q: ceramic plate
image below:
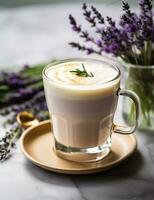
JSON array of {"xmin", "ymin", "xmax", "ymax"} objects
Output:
[{"xmin": 20, "ymin": 120, "xmax": 137, "ymax": 174}]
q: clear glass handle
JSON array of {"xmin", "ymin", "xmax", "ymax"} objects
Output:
[{"xmin": 113, "ymin": 88, "xmax": 140, "ymax": 134}]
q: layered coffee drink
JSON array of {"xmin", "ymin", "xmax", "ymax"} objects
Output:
[{"xmin": 43, "ymin": 58, "xmax": 120, "ymax": 162}]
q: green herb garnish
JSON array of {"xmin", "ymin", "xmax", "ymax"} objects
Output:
[{"xmin": 70, "ymin": 64, "xmax": 94, "ymax": 77}]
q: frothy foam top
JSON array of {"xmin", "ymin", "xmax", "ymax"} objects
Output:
[{"xmin": 45, "ymin": 61, "xmax": 118, "ymax": 89}]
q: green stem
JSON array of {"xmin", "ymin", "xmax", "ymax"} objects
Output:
[
  {"xmin": 131, "ymin": 47, "xmax": 138, "ymax": 65},
  {"xmin": 143, "ymin": 42, "xmax": 148, "ymax": 65},
  {"xmin": 147, "ymin": 41, "xmax": 152, "ymax": 65}
]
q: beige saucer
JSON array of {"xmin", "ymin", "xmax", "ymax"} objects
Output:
[{"xmin": 20, "ymin": 120, "xmax": 137, "ymax": 174}]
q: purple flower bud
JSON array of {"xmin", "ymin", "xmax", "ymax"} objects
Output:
[
  {"xmin": 96, "ymin": 40, "xmax": 103, "ymax": 47},
  {"xmin": 86, "ymin": 48, "xmax": 94, "ymax": 54},
  {"xmin": 104, "ymin": 43, "xmax": 119, "ymax": 54},
  {"xmin": 124, "ymin": 24, "xmax": 137, "ymax": 33}
]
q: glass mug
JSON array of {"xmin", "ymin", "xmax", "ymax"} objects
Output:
[{"xmin": 42, "ymin": 58, "xmax": 140, "ymax": 162}]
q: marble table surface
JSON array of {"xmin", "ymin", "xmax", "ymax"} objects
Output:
[{"xmin": 0, "ymin": 2, "xmax": 154, "ymax": 200}]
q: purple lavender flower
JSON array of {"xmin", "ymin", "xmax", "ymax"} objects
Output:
[
  {"xmin": 139, "ymin": 0, "xmax": 153, "ymax": 41},
  {"xmin": 104, "ymin": 43, "xmax": 119, "ymax": 55},
  {"xmin": 82, "ymin": 3, "xmax": 96, "ymax": 27},
  {"xmin": 69, "ymin": 15, "xmax": 81, "ymax": 32},
  {"xmin": 0, "ymin": 70, "xmax": 40, "ymax": 89},
  {"xmin": 4, "ymin": 73, "xmax": 23, "ymax": 88},
  {"xmin": 69, "ymin": 14, "xmax": 97, "ymax": 45},
  {"xmin": 69, "ymin": 1, "xmax": 154, "ymax": 65},
  {"xmin": 91, "ymin": 6, "xmax": 104, "ymax": 24}
]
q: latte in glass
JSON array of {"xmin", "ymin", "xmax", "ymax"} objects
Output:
[{"xmin": 43, "ymin": 58, "xmax": 139, "ymax": 162}]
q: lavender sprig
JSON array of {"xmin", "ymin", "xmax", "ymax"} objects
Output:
[
  {"xmin": 82, "ymin": 3, "xmax": 96, "ymax": 27},
  {"xmin": 69, "ymin": 14, "xmax": 101, "ymax": 55},
  {"xmin": 69, "ymin": 14, "xmax": 95, "ymax": 42},
  {"xmin": 0, "ymin": 125, "xmax": 22, "ymax": 161},
  {"xmin": 91, "ymin": 6, "xmax": 104, "ymax": 24}
]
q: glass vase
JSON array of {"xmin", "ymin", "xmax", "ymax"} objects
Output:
[{"xmin": 121, "ymin": 59, "xmax": 154, "ymax": 131}]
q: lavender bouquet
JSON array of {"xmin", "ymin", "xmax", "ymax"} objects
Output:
[
  {"xmin": 69, "ymin": 0, "xmax": 154, "ymax": 129},
  {"xmin": 0, "ymin": 63, "xmax": 49, "ymax": 161}
]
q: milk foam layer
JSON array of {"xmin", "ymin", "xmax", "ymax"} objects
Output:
[{"xmin": 46, "ymin": 62, "xmax": 118, "ymax": 88}]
